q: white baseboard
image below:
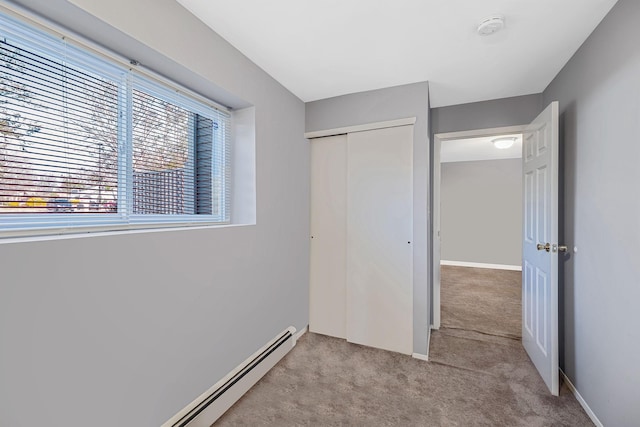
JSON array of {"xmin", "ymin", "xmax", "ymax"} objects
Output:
[
  {"xmin": 440, "ymin": 260, "xmax": 522, "ymax": 271},
  {"xmin": 293, "ymin": 325, "xmax": 308, "ymax": 344},
  {"xmin": 412, "ymin": 352, "xmax": 429, "ymax": 361},
  {"xmin": 560, "ymin": 370, "xmax": 603, "ymax": 427}
]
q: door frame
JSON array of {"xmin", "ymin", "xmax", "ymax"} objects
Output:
[{"xmin": 431, "ymin": 125, "xmax": 527, "ymax": 329}]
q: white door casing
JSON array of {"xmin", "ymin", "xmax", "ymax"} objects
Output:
[
  {"xmin": 346, "ymin": 125, "xmax": 414, "ymax": 355},
  {"xmin": 309, "ymin": 135, "xmax": 347, "ymax": 339},
  {"xmin": 432, "ymin": 136, "xmax": 442, "ymax": 330},
  {"xmin": 522, "ymin": 101, "xmax": 560, "ymax": 396}
]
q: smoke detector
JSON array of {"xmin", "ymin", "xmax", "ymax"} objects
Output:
[{"xmin": 477, "ymin": 15, "xmax": 505, "ymax": 36}]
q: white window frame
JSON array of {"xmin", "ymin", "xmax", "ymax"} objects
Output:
[{"xmin": 0, "ymin": 11, "xmax": 231, "ymax": 239}]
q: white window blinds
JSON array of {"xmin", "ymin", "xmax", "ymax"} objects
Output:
[{"xmin": 0, "ymin": 12, "xmax": 231, "ymax": 234}]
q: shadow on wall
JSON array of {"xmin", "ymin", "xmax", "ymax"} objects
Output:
[{"xmin": 558, "ymin": 100, "xmax": 577, "ymax": 376}]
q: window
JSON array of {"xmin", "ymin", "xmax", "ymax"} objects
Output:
[{"xmin": 0, "ymin": 13, "xmax": 230, "ymax": 235}]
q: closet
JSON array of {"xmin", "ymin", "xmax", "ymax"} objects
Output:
[{"xmin": 309, "ymin": 124, "xmax": 414, "ymax": 355}]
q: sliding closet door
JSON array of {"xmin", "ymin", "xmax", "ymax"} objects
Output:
[
  {"xmin": 346, "ymin": 125, "xmax": 414, "ymax": 355},
  {"xmin": 309, "ymin": 135, "xmax": 347, "ymax": 339}
]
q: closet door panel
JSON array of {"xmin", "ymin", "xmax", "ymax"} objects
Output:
[
  {"xmin": 346, "ymin": 125, "xmax": 414, "ymax": 355},
  {"xmin": 309, "ymin": 135, "xmax": 347, "ymax": 338}
]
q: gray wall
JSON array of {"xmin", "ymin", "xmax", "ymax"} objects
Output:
[
  {"xmin": 306, "ymin": 82, "xmax": 431, "ymax": 356},
  {"xmin": 543, "ymin": 0, "xmax": 640, "ymax": 425},
  {"xmin": 441, "ymin": 159, "xmax": 522, "ymax": 266},
  {"xmin": 431, "ymin": 93, "xmax": 543, "ymax": 135},
  {"xmin": 0, "ymin": 1, "xmax": 309, "ymax": 426}
]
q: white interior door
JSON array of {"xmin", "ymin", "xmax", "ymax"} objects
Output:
[
  {"xmin": 522, "ymin": 101, "xmax": 560, "ymax": 395},
  {"xmin": 309, "ymin": 135, "xmax": 347, "ymax": 339},
  {"xmin": 346, "ymin": 125, "xmax": 414, "ymax": 355}
]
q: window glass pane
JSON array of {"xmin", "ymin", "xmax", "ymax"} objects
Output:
[
  {"xmin": 211, "ymin": 116, "xmax": 228, "ymax": 221},
  {"xmin": 0, "ymin": 11, "xmax": 231, "ymax": 234},
  {"xmin": 195, "ymin": 114, "xmax": 212, "ymax": 215},
  {"xmin": 0, "ymin": 37, "xmax": 119, "ymax": 214},
  {"xmin": 132, "ymin": 88, "xmax": 194, "ymax": 215}
]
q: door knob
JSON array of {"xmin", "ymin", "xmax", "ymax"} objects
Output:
[
  {"xmin": 537, "ymin": 243, "xmax": 568, "ymax": 253},
  {"xmin": 537, "ymin": 243, "xmax": 551, "ymax": 252}
]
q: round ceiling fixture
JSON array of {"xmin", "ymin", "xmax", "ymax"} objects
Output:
[
  {"xmin": 477, "ymin": 15, "xmax": 505, "ymax": 36},
  {"xmin": 492, "ymin": 137, "xmax": 516, "ymax": 149}
]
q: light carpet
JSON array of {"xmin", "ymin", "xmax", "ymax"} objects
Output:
[{"xmin": 215, "ymin": 266, "xmax": 592, "ymax": 426}]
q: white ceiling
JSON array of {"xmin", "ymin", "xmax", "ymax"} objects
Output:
[
  {"xmin": 177, "ymin": 0, "xmax": 618, "ymax": 107},
  {"xmin": 441, "ymin": 134, "xmax": 522, "ymax": 163}
]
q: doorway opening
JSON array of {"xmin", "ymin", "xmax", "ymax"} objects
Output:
[
  {"xmin": 432, "ymin": 125, "xmax": 526, "ymax": 331},
  {"xmin": 427, "ymin": 125, "xmax": 529, "ymax": 404},
  {"xmin": 435, "ymin": 129, "xmax": 523, "ymax": 342}
]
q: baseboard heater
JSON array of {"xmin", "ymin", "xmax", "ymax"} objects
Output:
[{"xmin": 162, "ymin": 326, "xmax": 297, "ymax": 427}]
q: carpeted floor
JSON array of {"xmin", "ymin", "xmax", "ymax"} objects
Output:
[
  {"xmin": 215, "ymin": 266, "xmax": 593, "ymax": 426},
  {"xmin": 439, "ymin": 265, "xmax": 521, "ymax": 339}
]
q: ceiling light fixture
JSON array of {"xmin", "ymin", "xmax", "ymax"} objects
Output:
[
  {"xmin": 477, "ymin": 15, "xmax": 505, "ymax": 36},
  {"xmin": 492, "ymin": 137, "xmax": 516, "ymax": 149}
]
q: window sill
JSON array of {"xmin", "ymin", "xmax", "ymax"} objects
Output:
[{"xmin": 0, "ymin": 221, "xmax": 254, "ymax": 245}]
